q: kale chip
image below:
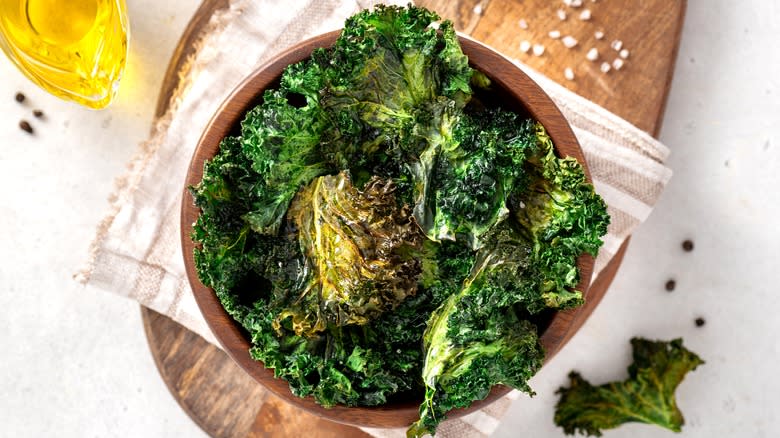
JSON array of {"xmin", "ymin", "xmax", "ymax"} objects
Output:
[{"xmin": 554, "ymin": 338, "xmax": 705, "ymax": 436}]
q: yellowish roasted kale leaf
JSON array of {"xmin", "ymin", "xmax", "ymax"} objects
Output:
[{"xmin": 274, "ymin": 172, "xmax": 424, "ymax": 337}]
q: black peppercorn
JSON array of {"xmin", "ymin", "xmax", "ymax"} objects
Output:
[{"xmin": 19, "ymin": 120, "xmax": 33, "ymax": 134}]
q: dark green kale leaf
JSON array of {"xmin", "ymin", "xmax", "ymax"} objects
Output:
[
  {"xmin": 511, "ymin": 123, "xmax": 610, "ymax": 310},
  {"xmin": 407, "ymin": 288, "xmax": 544, "ymax": 438},
  {"xmin": 411, "ymin": 108, "xmax": 536, "ymax": 250},
  {"xmin": 407, "ymin": 223, "xmax": 547, "ymax": 437},
  {"xmin": 554, "ymin": 338, "xmax": 705, "ymax": 436},
  {"xmin": 411, "ymin": 120, "xmax": 609, "ymax": 320},
  {"xmin": 238, "ymin": 64, "xmax": 333, "ymax": 235},
  {"xmin": 242, "ymin": 299, "xmax": 369, "ymax": 407},
  {"xmin": 318, "ymin": 5, "xmax": 473, "ymax": 180},
  {"xmin": 191, "ymin": 136, "xmax": 258, "ymax": 236},
  {"xmin": 244, "ymin": 276, "xmax": 447, "ymax": 408},
  {"xmin": 442, "ymin": 222, "xmax": 536, "ymax": 330},
  {"xmin": 191, "ymin": 134, "xmax": 269, "ymax": 296},
  {"xmin": 418, "ymin": 239, "xmax": 476, "ymax": 305},
  {"xmin": 407, "ymin": 120, "xmax": 611, "ymax": 434}
]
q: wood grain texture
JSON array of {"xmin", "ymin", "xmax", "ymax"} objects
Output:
[
  {"xmin": 249, "ymin": 396, "xmax": 371, "ymax": 438},
  {"xmin": 155, "ymin": 0, "xmax": 229, "ymax": 119},
  {"xmin": 142, "ymin": 308, "xmax": 267, "ymax": 437},
  {"xmin": 143, "ymin": 0, "xmax": 685, "ymax": 436},
  {"xmin": 419, "ymin": 0, "xmax": 687, "ymax": 136}
]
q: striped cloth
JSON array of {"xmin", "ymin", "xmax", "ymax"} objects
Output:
[{"xmin": 77, "ymin": 0, "xmax": 671, "ymax": 436}]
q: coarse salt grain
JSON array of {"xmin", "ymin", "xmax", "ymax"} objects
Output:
[
  {"xmin": 586, "ymin": 47, "xmax": 599, "ymax": 61},
  {"xmin": 612, "ymin": 58, "xmax": 625, "ymax": 70},
  {"xmin": 564, "ymin": 67, "xmax": 575, "ymax": 80},
  {"xmin": 557, "ymin": 9, "xmax": 567, "ymax": 20},
  {"xmin": 579, "ymin": 9, "xmax": 591, "ymax": 20},
  {"xmin": 571, "ymin": 0, "xmax": 583, "ymax": 7},
  {"xmin": 594, "ymin": 30, "xmax": 604, "ymax": 39},
  {"xmin": 563, "ymin": 0, "xmax": 572, "ymax": 5},
  {"xmin": 519, "ymin": 40, "xmax": 532, "ymax": 53},
  {"xmin": 532, "ymin": 43, "xmax": 545, "ymax": 56},
  {"xmin": 549, "ymin": 30, "xmax": 561, "ymax": 39},
  {"xmin": 620, "ymin": 49, "xmax": 630, "ymax": 59},
  {"xmin": 600, "ymin": 62, "xmax": 611, "ymax": 73},
  {"xmin": 562, "ymin": 35, "xmax": 578, "ymax": 48},
  {"xmin": 518, "ymin": 19, "xmax": 529, "ymax": 29},
  {"xmin": 611, "ymin": 39, "xmax": 623, "ymax": 51},
  {"xmin": 473, "ymin": 4, "xmax": 483, "ymax": 15}
]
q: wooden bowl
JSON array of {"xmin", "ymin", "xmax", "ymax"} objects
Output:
[{"xmin": 181, "ymin": 31, "xmax": 594, "ymax": 429}]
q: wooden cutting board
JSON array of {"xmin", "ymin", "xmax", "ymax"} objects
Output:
[{"xmin": 142, "ymin": 1, "xmax": 686, "ymax": 436}]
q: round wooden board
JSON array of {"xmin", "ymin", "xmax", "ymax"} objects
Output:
[{"xmin": 142, "ymin": 1, "xmax": 686, "ymax": 436}]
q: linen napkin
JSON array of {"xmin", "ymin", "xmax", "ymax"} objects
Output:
[{"xmin": 77, "ymin": 0, "xmax": 672, "ymax": 436}]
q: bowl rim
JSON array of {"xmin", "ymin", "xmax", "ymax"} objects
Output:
[{"xmin": 180, "ymin": 30, "xmax": 594, "ymax": 428}]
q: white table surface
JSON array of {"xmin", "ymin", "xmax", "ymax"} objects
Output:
[{"xmin": 1, "ymin": 1, "xmax": 777, "ymax": 437}]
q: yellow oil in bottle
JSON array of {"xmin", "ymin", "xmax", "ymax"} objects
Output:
[{"xmin": 0, "ymin": 0, "xmax": 129, "ymax": 109}]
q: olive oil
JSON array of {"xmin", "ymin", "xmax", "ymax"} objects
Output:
[{"xmin": 0, "ymin": 0, "xmax": 129, "ymax": 109}]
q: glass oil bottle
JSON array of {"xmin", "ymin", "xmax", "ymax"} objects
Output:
[{"xmin": 0, "ymin": 0, "xmax": 129, "ymax": 109}]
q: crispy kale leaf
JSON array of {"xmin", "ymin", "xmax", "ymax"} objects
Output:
[
  {"xmin": 230, "ymin": 247, "xmax": 471, "ymax": 409},
  {"xmin": 273, "ymin": 172, "xmax": 424, "ymax": 337},
  {"xmin": 238, "ymin": 64, "xmax": 332, "ymax": 235},
  {"xmin": 197, "ymin": 52, "xmax": 335, "ymax": 237},
  {"xmin": 411, "ymin": 108, "xmax": 536, "ymax": 250},
  {"xmin": 443, "ymin": 222, "xmax": 536, "ymax": 326},
  {"xmin": 407, "ymin": 277, "xmax": 544, "ymax": 438},
  {"xmin": 236, "ymin": 287, "xmax": 429, "ymax": 407},
  {"xmin": 318, "ymin": 5, "xmax": 473, "ymax": 181},
  {"xmin": 407, "ymin": 223, "xmax": 544, "ymax": 438},
  {"xmin": 327, "ymin": 5, "xmax": 471, "ymax": 104},
  {"xmin": 512, "ymin": 123, "xmax": 610, "ymax": 310},
  {"xmin": 413, "ymin": 120, "xmax": 609, "ymax": 318},
  {"xmin": 554, "ymin": 338, "xmax": 705, "ymax": 436},
  {"xmin": 407, "ymin": 121, "xmax": 609, "ymax": 436},
  {"xmin": 191, "ymin": 135, "xmax": 267, "ymax": 296},
  {"xmin": 221, "ymin": 4, "xmax": 478, "ymax": 235}
]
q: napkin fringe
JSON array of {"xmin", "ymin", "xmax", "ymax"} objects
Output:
[{"xmin": 75, "ymin": 3, "xmax": 245, "ymax": 285}]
